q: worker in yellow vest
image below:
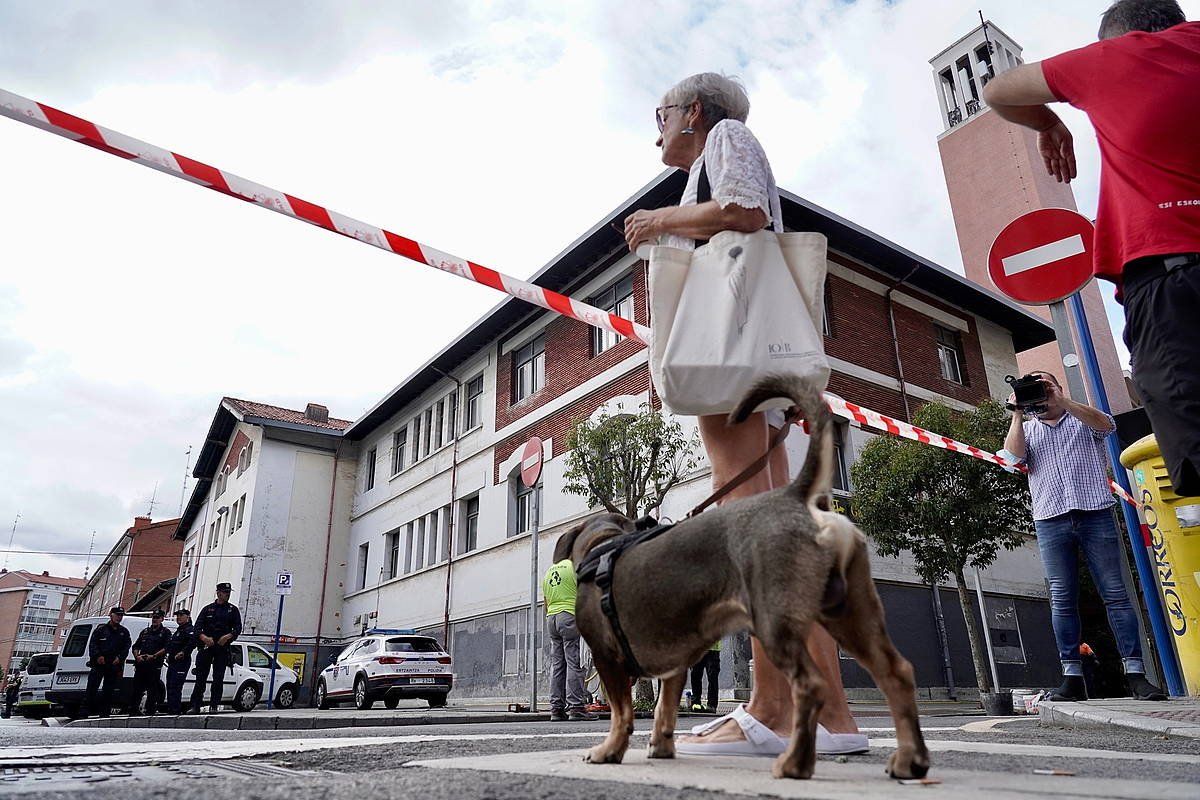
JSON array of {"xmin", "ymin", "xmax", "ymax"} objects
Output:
[
  {"xmin": 690, "ymin": 640, "xmax": 722, "ymax": 712},
  {"xmin": 542, "ymin": 537, "xmax": 597, "ymax": 722}
]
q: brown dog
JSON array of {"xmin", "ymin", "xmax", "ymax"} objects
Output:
[{"xmin": 556, "ymin": 374, "xmax": 930, "ymax": 780}]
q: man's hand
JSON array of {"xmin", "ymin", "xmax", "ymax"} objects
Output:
[
  {"xmin": 1037, "ymin": 121, "xmax": 1077, "ymax": 183},
  {"xmin": 624, "ymin": 208, "xmax": 665, "ymax": 252},
  {"xmin": 95, "ymin": 656, "xmax": 105, "ymax": 666},
  {"xmin": 217, "ymin": 634, "xmax": 233, "ymax": 647},
  {"xmin": 199, "ymin": 634, "xmax": 214, "ymax": 648},
  {"xmin": 174, "ymin": 652, "xmax": 183, "ymax": 661}
]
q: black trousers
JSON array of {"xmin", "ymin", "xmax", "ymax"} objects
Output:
[
  {"xmin": 2, "ymin": 688, "xmax": 17, "ymax": 717},
  {"xmin": 689, "ymin": 650, "xmax": 721, "ymax": 710},
  {"xmin": 131, "ymin": 662, "xmax": 164, "ymax": 715},
  {"xmin": 85, "ymin": 663, "xmax": 123, "ymax": 717},
  {"xmin": 1124, "ymin": 255, "xmax": 1200, "ymax": 497},
  {"xmin": 165, "ymin": 661, "xmax": 189, "ymax": 714},
  {"xmin": 190, "ymin": 646, "xmax": 230, "ymax": 711}
]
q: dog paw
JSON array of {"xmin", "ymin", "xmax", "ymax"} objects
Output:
[
  {"xmin": 585, "ymin": 745, "xmax": 624, "ymax": 765},
  {"xmin": 772, "ymin": 755, "xmax": 814, "ymax": 780},
  {"xmin": 886, "ymin": 749, "xmax": 930, "ymax": 780},
  {"xmin": 647, "ymin": 740, "xmax": 675, "ymax": 759}
]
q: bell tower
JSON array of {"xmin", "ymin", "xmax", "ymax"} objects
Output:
[{"xmin": 931, "ymin": 20, "xmax": 1131, "ymax": 412}]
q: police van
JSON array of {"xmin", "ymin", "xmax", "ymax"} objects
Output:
[
  {"xmin": 48, "ymin": 614, "xmax": 300, "ymax": 717},
  {"xmin": 15, "ymin": 652, "xmax": 58, "ymax": 717}
]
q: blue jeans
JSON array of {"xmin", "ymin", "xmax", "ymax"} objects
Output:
[{"xmin": 1035, "ymin": 508, "xmax": 1144, "ymax": 676}]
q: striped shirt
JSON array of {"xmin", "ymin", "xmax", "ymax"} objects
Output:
[{"xmin": 1022, "ymin": 411, "xmax": 1116, "ymax": 521}]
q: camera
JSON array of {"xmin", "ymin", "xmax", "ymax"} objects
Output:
[{"xmin": 1005, "ymin": 374, "xmax": 1049, "ymax": 415}]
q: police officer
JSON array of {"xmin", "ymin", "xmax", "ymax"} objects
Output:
[
  {"xmin": 130, "ymin": 608, "xmax": 171, "ymax": 715},
  {"xmin": 85, "ymin": 607, "xmax": 131, "ymax": 718},
  {"xmin": 189, "ymin": 582, "xmax": 242, "ymax": 714},
  {"xmin": 1, "ymin": 671, "xmax": 21, "ymax": 718},
  {"xmin": 164, "ymin": 608, "xmax": 196, "ymax": 714}
]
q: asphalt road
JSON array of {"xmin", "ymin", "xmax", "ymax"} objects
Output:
[{"xmin": 2, "ymin": 712, "xmax": 1198, "ymax": 798}]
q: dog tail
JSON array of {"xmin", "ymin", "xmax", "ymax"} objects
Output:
[{"xmin": 728, "ymin": 373, "xmax": 833, "ymax": 509}]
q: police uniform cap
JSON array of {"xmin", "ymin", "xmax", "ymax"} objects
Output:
[
  {"xmin": 151, "ymin": 609, "xmax": 165, "ymax": 618},
  {"xmin": 216, "ymin": 582, "xmax": 232, "ymax": 593},
  {"xmin": 174, "ymin": 608, "xmax": 191, "ymax": 617},
  {"xmin": 110, "ymin": 606, "xmax": 125, "ymax": 615}
]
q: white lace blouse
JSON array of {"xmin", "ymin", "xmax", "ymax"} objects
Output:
[{"xmin": 661, "ymin": 119, "xmax": 783, "ymax": 251}]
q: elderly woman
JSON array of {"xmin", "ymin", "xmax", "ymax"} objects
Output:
[{"xmin": 624, "ymin": 72, "xmax": 867, "ymax": 758}]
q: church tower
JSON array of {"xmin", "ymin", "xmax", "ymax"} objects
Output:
[{"xmin": 931, "ymin": 20, "xmax": 1131, "ymax": 412}]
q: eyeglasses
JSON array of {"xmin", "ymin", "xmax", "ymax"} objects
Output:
[{"xmin": 655, "ymin": 104, "xmax": 687, "ymax": 133}]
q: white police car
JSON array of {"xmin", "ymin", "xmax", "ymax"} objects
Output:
[{"xmin": 315, "ymin": 629, "xmax": 452, "ymax": 710}]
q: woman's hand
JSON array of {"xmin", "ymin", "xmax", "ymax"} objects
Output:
[{"xmin": 624, "ymin": 208, "xmax": 666, "ymax": 252}]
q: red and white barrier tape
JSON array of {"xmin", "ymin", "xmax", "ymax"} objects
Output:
[{"xmin": 0, "ymin": 88, "xmax": 1125, "ymax": 501}]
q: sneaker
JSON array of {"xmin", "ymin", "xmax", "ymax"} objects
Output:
[
  {"xmin": 549, "ymin": 711, "xmax": 568, "ymax": 722},
  {"xmin": 1047, "ymin": 675, "xmax": 1088, "ymax": 702},
  {"xmin": 568, "ymin": 710, "xmax": 599, "ymax": 721},
  {"xmin": 1127, "ymin": 673, "xmax": 1167, "ymax": 701},
  {"xmin": 691, "ymin": 703, "xmax": 705, "ymax": 712}
]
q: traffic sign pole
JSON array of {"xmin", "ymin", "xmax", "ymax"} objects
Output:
[
  {"xmin": 1067, "ymin": 293, "xmax": 1185, "ymax": 696},
  {"xmin": 1047, "ymin": 301, "xmax": 1089, "ymax": 403},
  {"xmin": 268, "ymin": 593, "xmax": 285, "ymax": 710},
  {"xmin": 519, "ymin": 437, "xmax": 544, "ymax": 714}
]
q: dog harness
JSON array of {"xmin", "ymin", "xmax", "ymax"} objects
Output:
[{"xmin": 576, "ymin": 516, "xmax": 676, "ymax": 678}]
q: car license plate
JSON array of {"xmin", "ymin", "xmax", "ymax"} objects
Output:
[
  {"xmin": 57, "ymin": 674, "xmax": 81, "ymax": 685},
  {"xmin": 409, "ymin": 677, "xmax": 436, "ymax": 684}
]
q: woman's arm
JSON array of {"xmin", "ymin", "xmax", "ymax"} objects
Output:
[{"xmin": 624, "ymin": 201, "xmax": 767, "ymax": 251}]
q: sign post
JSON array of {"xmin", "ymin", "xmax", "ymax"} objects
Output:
[
  {"xmin": 268, "ymin": 571, "xmax": 292, "ymax": 710},
  {"xmin": 988, "ymin": 209, "xmax": 1184, "ymax": 696},
  {"xmin": 520, "ymin": 437, "xmax": 544, "ymax": 713}
]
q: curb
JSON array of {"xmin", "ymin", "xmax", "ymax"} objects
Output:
[{"xmin": 1039, "ymin": 700, "xmax": 1200, "ymax": 739}]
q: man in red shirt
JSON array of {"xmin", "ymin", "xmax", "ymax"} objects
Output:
[{"xmin": 983, "ymin": 0, "xmax": 1200, "ymax": 497}]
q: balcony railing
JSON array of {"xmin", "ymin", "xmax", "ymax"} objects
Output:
[
  {"xmin": 947, "ymin": 107, "xmax": 964, "ymax": 127},
  {"xmin": 966, "ymin": 98, "xmax": 981, "ymax": 116}
]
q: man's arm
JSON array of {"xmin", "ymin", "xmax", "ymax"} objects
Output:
[
  {"xmin": 1066, "ymin": 398, "xmax": 1116, "ymax": 435},
  {"xmin": 217, "ymin": 607, "xmax": 242, "ymax": 646},
  {"xmin": 982, "ymin": 63, "xmax": 1077, "ymax": 183},
  {"xmin": 1004, "ymin": 408, "xmax": 1028, "ymax": 460}
]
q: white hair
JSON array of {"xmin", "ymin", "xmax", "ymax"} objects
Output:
[{"xmin": 662, "ymin": 72, "xmax": 750, "ymax": 126}]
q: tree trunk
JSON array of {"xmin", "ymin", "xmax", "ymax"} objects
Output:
[
  {"xmin": 954, "ymin": 570, "xmax": 993, "ymax": 694},
  {"xmin": 633, "ymin": 677, "xmax": 656, "ymax": 710}
]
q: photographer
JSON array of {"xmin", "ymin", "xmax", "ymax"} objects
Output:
[{"xmin": 1004, "ymin": 372, "xmax": 1165, "ymax": 701}]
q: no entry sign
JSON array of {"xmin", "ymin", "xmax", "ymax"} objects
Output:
[
  {"xmin": 520, "ymin": 437, "xmax": 544, "ymax": 488},
  {"xmin": 987, "ymin": 208, "xmax": 1095, "ymax": 305}
]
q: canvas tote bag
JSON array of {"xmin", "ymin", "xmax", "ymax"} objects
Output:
[{"xmin": 648, "ymin": 169, "xmax": 829, "ymax": 417}]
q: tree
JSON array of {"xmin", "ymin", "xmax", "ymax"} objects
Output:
[
  {"xmin": 563, "ymin": 402, "xmax": 702, "ymax": 520},
  {"xmin": 849, "ymin": 399, "xmax": 1032, "ymax": 695},
  {"xmin": 562, "ymin": 401, "xmax": 701, "ymax": 709}
]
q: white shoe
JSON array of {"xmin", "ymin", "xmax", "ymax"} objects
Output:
[
  {"xmin": 677, "ymin": 704, "xmax": 786, "ymax": 757},
  {"xmin": 816, "ymin": 723, "xmax": 869, "ymax": 754}
]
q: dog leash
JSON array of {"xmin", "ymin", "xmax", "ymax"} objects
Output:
[{"xmin": 685, "ymin": 406, "xmax": 801, "ymax": 519}]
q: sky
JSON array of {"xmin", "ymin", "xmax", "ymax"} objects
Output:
[{"xmin": 2, "ymin": 0, "xmax": 1195, "ymax": 579}]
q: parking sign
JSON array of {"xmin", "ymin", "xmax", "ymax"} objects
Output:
[{"xmin": 275, "ymin": 571, "xmax": 293, "ymax": 595}]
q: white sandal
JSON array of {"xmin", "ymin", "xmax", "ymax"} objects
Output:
[
  {"xmin": 815, "ymin": 723, "xmax": 870, "ymax": 755},
  {"xmin": 676, "ymin": 703, "xmax": 786, "ymax": 757}
]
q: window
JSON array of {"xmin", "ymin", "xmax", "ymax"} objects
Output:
[
  {"xmin": 385, "ymin": 530, "xmax": 401, "ymax": 580},
  {"xmin": 385, "ymin": 637, "xmax": 440, "ymax": 652},
  {"xmin": 420, "ymin": 409, "xmax": 432, "ymax": 458},
  {"xmin": 590, "ymin": 274, "xmax": 635, "ymax": 355},
  {"xmin": 414, "ymin": 516, "xmax": 427, "ymax": 571},
  {"xmin": 822, "ymin": 283, "xmax": 833, "ymax": 337},
  {"xmin": 934, "ymin": 324, "xmax": 966, "ymax": 385},
  {"xmin": 365, "ymin": 447, "xmax": 377, "ymax": 491},
  {"xmin": 391, "ymin": 427, "xmax": 407, "ymax": 474},
  {"xmin": 464, "ymin": 375, "xmax": 484, "ymax": 430},
  {"xmin": 427, "ymin": 509, "xmax": 441, "ymax": 566},
  {"xmin": 247, "ymin": 646, "xmax": 273, "ymax": 669},
  {"xmin": 236, "ymin": 494, "xmax": 246, "ymax": 529},
  {"xmin": 502, "ymin": 607, "xmax": 542, "ymax": 675},
  {"xmin": 207, "ymin": 521, "xmax": 218, "ymax": 552},
  {"xmin": 434, "ymin": 399, "xmax": 445, "ymax": 450},
  {"xmin": 446, "ymin": 391, "xmax": 459, "ymax": 441},
  {"xmin": 411, "ymin": 416, "xmax": 421, "ymax": 462},
  {"xmin": 460, "ymin": 496, "xmax": 480, "ymax": 554},
  {"xmin": 832, "ymin": 425, "xmax": 850, "ymax": 493},
  {"xmin": 30, "ymin": 593, "xmax": 47, "ymax": 607},
  {"xmin": 228, "ymin": 499, "xmax": 239, "ymax": 536},
  {"xmin": 356, "ymin": 542, "xmax": 370, "ymax": 590},
  {"xmin": 403, "ymin": 522, "xmax": 414, "ymax": 574},
  {"xmin": 512, "ymin": 335, "xmax": 545, "ymax": 402},
  {"xmin": 513, "ymin": 482, "xmax": 542, "ymax": 537},
  {"xmin": 62, "ymin": 624, "xmax": 93, "ymax": 658},
  {"xmin": 238, "ymin": 442, "xmax": 253, "ymax": 476}
]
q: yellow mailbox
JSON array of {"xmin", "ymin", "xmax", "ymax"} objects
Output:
[{"xmin": 1122, "ymin": 435, "xmax": 1200, "ymax": 696}]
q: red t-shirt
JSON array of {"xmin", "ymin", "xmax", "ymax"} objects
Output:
[{"xmin": 1042, "ymin": 22, "xmax": 1200, "ymax": 293}]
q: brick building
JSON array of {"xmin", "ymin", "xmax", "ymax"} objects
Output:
[
  {"xmin": 340, "ymin": 169, "xmax": 1062, "ymax": 699},
  {"xmin": 71, "ymin": 516, "xmax": 182, "ymax": 619},
  {"xmin": 0, "ymin": 569, "xmax": 85, "ymax": 672}
]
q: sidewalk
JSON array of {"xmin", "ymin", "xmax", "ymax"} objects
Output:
[
  {"xmin": 62, "ymin": 698, "xmax": 985, "ymax": 730},
  {"xmin": 1040, "ymin": 697, "xmax": 1200, "ymax": 739}
]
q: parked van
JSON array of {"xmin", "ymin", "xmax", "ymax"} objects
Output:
[
  {"xmin": 16, "ymin": 652, "xmax": 58, "ymax": 717},
  {"xmin": 48, "ymin": 614, "xmax": 299, "ymax": 717}
]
